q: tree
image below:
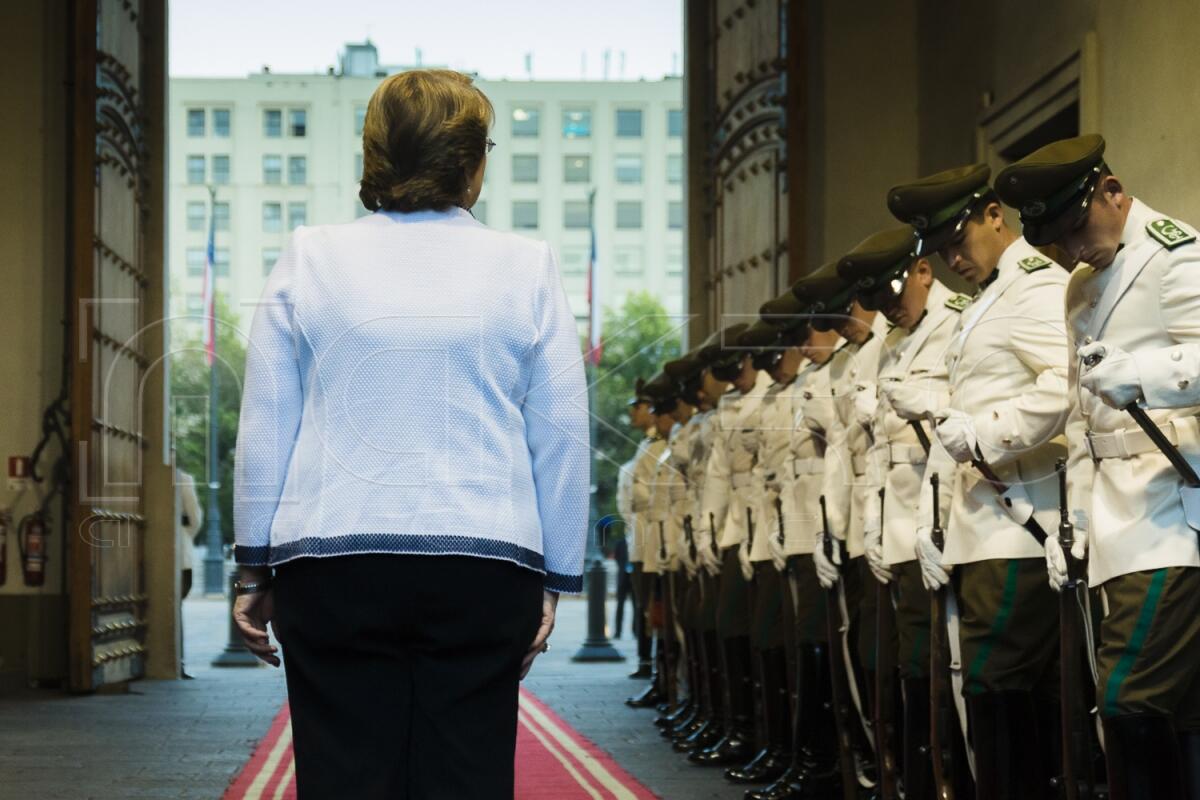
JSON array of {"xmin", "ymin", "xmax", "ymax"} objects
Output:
[
  {"xmin": 589, "ymin": 292, "xmax": 684, "ymax": 542},
  {"xmin": 169, "ymin": 293, "xmax": 247, "ymax": 547}
]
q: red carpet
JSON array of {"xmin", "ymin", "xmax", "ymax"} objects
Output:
[{"xmin": 223, "ymin": 688, "xmax": 658, "ymax": 799}]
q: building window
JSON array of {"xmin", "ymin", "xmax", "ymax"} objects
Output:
[
  {"xmin": 187, "ymin": 109, "xmax": 205, "ymax": 137},
  {"xmin": 615, "ymin": 109, "xmax": 642, "ymax": 138},
  {"xmin": 186, "ymin": 201, "xmax": 206, "ymax": 232},
  {"xmin": 667, "ymin": 109, "xmax": 683, "ymax": 137},
  {"xmin": 512, "ymin": 201, "xmax": 538, "ymax": 229},
  {"xmin": 186, "ymin": 248, "xmax": 205, "ymax": 277},
  {"xmin": 354, "ymin": 153, "xmax": 363, "ymax": 181},
  {"xmin": 289, "ymin": 108, "xmax": 307, "ymax": 137},
  {"xmin": 262, "ymin": 155, "xmax": 282, "ymax": 185},
  {"xmin": 186, "ymin": 155, "xmax": 205, "ymax": 184},
  {"xmin": 668, "ymin": 201, "xmax": 684, "ymax": 230},
  {"xmin": 263, "ymin": 108, "xmax": 282, "ymax": 138},
  {"xmin": 262, "ymin": 202, "xmax": 282, "ymax": 232},
  {"xmin": 212, "ymin": 155, "xmax": 231, "ymax": 185},
  {"xmin": 511, "ymin": 106, "xmax": 539, "ymax": 137},
  {"xmin": 615, "ymin": 154, "xmax": 643, "ymax": 184},
  {"xmin": 288, "ymin": 202, "xmax": 307, "ymax": 230},
  {"xmin": 616, "ymin": 200, "xmax": 642, "ymax": 229},
  {"xmin": 213, "ymin": 108, "xmax": 231, "ymax": 137},
  {"xmin": 563, "ymin": 201, "xmax": 590, "ymax": 230},
  {"xmin": 186, "ymin": 294, "xmax": 204, "ymax": 314},
  {"xmin": 562, "ymin": 109, "xmax": 591, "ymax": 139},
  {"xmin": 560, "ymin": 247, "xmax": 588, "ymax": 275},
  {"xmin": 262, "ymin": 247, "xmax": 281, "ymax": 276},
  {"xmin": 471, "ymin": 201, "xmax": 487, "ymax": 224},
  {"xmin": 288, "ymin": 155, "xmax": 307, "ymax": 185},
  {"xmin": 214, "ymin": 248, "xmax": 230, "ymax": 277},
  {"xmin": 512, "ymin": 154, "xmax": 539, "ymax": 183},
  {"xmin": 613, "ymin": 246, "xmax": 643, "ymax": 275},
  {"xmin": 564, "ymin": 156, "xmax": 590, "ymax": 183},
  {"xmin": 354, "ymin": 105, "xmax": 367, "ymax": 136},
  {"xmin": 667, "ymin": 154, "xmax": 682, "ymax": 185},
  {"xmin": 666, "ymin": 248, "xmax": 683, "ymax": 276},
  {"xmin": 214, "ymin": 201, "xmax": 230, "ymax": 232}
]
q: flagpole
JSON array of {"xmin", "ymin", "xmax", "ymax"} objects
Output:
[
  {"xmin": 573, "ymin": 187, "xmax": 622, "ymax": 663},
  {"xmin": 201, "ymin": 183, "xmax": 225, "ymax": 596}
]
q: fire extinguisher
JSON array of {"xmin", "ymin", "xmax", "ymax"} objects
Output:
[
  {"xmin": 0, "ymin": 512, "xmax": 9, "ymax": 587},
  {"xmin": 18, "ymin": 512, "xmax": 47, "ymax": 587}
]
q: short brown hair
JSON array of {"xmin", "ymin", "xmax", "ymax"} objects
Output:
[{"xmin": 359, "ymin": 69, "xmax": 494, "ymax": 213}]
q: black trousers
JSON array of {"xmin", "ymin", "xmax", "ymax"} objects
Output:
[{"xmin": 272, "ymin": 554, "xmax": 544, "ymax": 799}]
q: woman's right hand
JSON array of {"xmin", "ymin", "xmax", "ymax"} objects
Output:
[{"xmin": 520, "ymin": 590, "xmax": 559, "ymax": 680}]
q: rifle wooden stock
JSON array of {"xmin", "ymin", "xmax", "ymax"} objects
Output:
[
  {"xmin": 820, "ymin": 495, "xmax": 860, "ymax": 800},
  {"xmin": 874, "ymin": 488, "xmax": 899, "ymax": 799}
]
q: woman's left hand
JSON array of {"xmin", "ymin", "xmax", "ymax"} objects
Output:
[
  {"xmin": 233, "ymin": 588, "xmax": 281, "ymax": 667},
  {"xmin": 520, "ymin": 590, "xmax": 559, "ymax": 680}
]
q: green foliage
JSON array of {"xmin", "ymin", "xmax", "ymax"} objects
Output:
[
  {"xmin": 589, "ymin": 292, "xmax": 683, "ymax": 541},
  {"xmin": 169, "ymin": 293, "xmax": 246, "ymax": 548}
]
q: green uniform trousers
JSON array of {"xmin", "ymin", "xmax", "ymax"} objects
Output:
[
  {"xmin": 750, "ymin": 562, "xmax": 786, "ymax": 650},
  {"xmin": 717, "ymin": 546, "xmax": 751, "ymax": 639},
  {"xmin": 893, "ymin": 560, "xmax": 931, "ymax": 680},
  {"xmin": 783, "ymin": 554, "xmax": 828, "ymax": 646},
  {"xmin": 954, "ymin": 557, "xmax": 1059, "ymax": 697},
  {"xmin": 1098, "ymin": 566, "xmax": 1200, "ymax": 727}
]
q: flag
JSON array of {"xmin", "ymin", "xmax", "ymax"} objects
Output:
[
  {"xmin": 585, "ymin": 191, "xmax": 603, "ymax": 366},
  {"xmin": 201, "ymin": 193, "xmax": 217, "ymax": 366}
]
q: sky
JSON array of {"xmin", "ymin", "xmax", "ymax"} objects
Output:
[{"xmin": 169, "ymin": 0, "xmax": 683, "ymax": 80}]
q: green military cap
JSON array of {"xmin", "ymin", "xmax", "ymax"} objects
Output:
[
  {"xmin": 664, "ymin": 350, "xmax": 703, "ymax": 382},
  {"xmin": 738, "ymin": 320, "xmax": 784, "ymax": 371},
  {"xmin": 627, "ymin": 376, "xmax": 654, "ymax": 407},
  {"xmin": 994, "ymin": 134, "xmax": 1107, "ymax": 247},
  {"xmin": 644, "ymin": 371, "xmax": 679, "ymax": 415},
  {"xmin": 887, "ymin": 163, "xmax": 992, "ymax": 257},
  {"xmin": 837, "ymin": 225, "xmax": 918, "ymax": 311},
  {"xmin": 759, "ymin": 290, "xmax": 810, "ymax": 331},
  {"xmin": 792, "ymin": 261, "xmax": 853, "ymax": 331},
  {"xmin": 707, "ymin": 322, "xmax": 752, "ymax": 381}
]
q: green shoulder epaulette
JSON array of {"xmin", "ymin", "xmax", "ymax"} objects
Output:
[
  {"xmin": 1147, "ymin": 218, "xmax": 1197, "ymax": 250},
  {"xmin": 944, "ymin": 293, "xmax": 972, "ymax": 312},
  {"xmin": 1018, "ymin": 255, "xmax": 1052, "ymax": 273}
]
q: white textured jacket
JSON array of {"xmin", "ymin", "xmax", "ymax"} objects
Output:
[{"xmin": 232, "ymin": 208, "xmax": 590, "ymax": 593}]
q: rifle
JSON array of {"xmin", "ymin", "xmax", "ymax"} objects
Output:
[
  {"xmin": 774, "ymin": 495, "xmax": 786, "ymax": 548},
  {"xmin": 820, "ymin": 495, "xmax": 859, "ymax": 800},
  {"xmin": 658, "ymin": 520, "xmax": 667, "ymax": 562},
  {"xmin": 928, "ymin": 473, "xmax": 959, "ymax": 800},
  {"xmin": 968, "ymin": 448, "xmax": 1047, "ymax": 546},
  {"xmin": 874, "ymin": 487, "xmax": 899, "ymax": 799},
  {"xmin": 709, "ymin": 511, "xmax": 720, "ymax": 559},
  {"xmin": 746, "ymin": 506, "xmax": 755, "ymax": 555},
  {"xmin": 1054, "ymin": 459, "xmax": 1096, "ymax": 800},
  {"xmin": 684, "ymin": 514, "xmax": 697, "ymax": 565}
]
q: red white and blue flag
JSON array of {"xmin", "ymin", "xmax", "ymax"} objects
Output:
[{"xmin": 201, "ymin": 196, "xmax": 217, "ymax": 366}]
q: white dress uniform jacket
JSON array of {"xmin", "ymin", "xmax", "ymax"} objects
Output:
[
  {"xmin": 616, "ymin": 455, "xmax": 635, "ymax": 547},
  {"xmin": 688, "ymin": 408, "xmax": 723, "ymax": 574},
  {"xmin": 822, "ymin": 315, "xmax": 890, "ymax": 558},
  {"xmin": 920, "ymin": 237, "xmax": 1071, "ymax": 566},
  {"xmin": 1065, "ymin": 199, "xmax": 1200, "ymax": 585},
  {"xmin": 867, "ymin": 282, "xmax": 961, "ymax": 566},
  {"xmin": 784, "ymin": 352, "xmax": 841, "ymax": 556},
  {"xmin": 176, "ymin": 468, "xmax": 203, "ymax": 572},
  {"xmin": 630, "ymin": 432, "xmax": 666, "ymax": 565},
  {"xmin": 701, "ymin": 370, "xmax": 774, "ymax": 550},
  {"xmin": 754, "ymin": 375, "xmax": 801, "ymax": 564}
]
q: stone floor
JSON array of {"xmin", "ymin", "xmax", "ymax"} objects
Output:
[{"xmin": 0, "ymin": 575, "xmax": 752, "ymax": 799}]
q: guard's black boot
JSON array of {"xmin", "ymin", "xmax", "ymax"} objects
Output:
[
  {"xmin": 681, "ymin": 629, "xmax": 727, "ymax": 751},
  {"xmin": 727, "ymin": 647, "xmax": 791, "ymax": 784},
  {"xmin": 1103, "ymin": 713, "xmax": 1185, "ymax": 800},
  {"xmin": 628, "ymin": 661, "xmax": 652, "ymax": 679},
  {"xmin": 691, "ymin": 636, "xmax": 754, "ymax": 766},
  {"xmin": 627, "ymin": 634, "xmax": 664, "ymax": 708},
  {"xmin": 900, "ymin": 678, "xmax": 933, "ymax": 800},
  {"xmin": 1180, "ymin": 728, "xmax": 1200, "ymax": 800},
  {"xmin": 966, "ymin": 690, "xmax": 1047, "ymax": 800}
]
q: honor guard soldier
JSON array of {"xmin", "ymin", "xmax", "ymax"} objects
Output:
[
  {"xmin": 693, "ymin": 323, "xmax": 773, "ymax": 767},
  {"xmin": 889, "ymin": 163, "xmax": 1071, "ymax": 797},
  {"xmin": 839, "ymin": 224, "xmax": 965, "ymax": 799},
  {"xmin": 996, "ymin": 134, "xmax": 1200, "ymax": 797},
  {"xmin": 615, "ymin": 452, "xmax": 636, "ymax": 641},
  {"xmin": 627, "ymin": 380, "xmax": 669, "ymax": 707}
]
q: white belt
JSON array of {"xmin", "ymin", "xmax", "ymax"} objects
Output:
[
  {"xmin": 1085, "ymin": 415, "xmax": 1198, "ymax": 460},
  {"xmin": 793, "ymin": 457, "xmax": 823, "ymax": 477},
  {"xmin": 731, "ymin": 472, "xmax": 754, "ymax": 489},
  {"xmin": 888, "ymin": 443, "xmax": 927, "ymax": 465}
]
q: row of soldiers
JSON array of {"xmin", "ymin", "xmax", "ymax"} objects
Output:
[{"xmin": 614, "ymin": 134, "xmax": 1200, "ymax": 800}]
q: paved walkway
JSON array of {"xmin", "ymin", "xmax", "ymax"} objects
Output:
[{"xmin": 0, "ymin": 576, "xmax": 748, "ymax": 799}]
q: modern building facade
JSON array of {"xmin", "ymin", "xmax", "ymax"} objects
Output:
[{"xmin": 168, "ymin": 43, "xmax": 685, "ymax": 337}]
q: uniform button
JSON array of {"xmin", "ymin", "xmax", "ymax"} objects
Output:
[
  {"xmin": 1172, "ymin": 350, "xmax": 1183, "ymax": 362},
  {"xmin": 1180, "ymin": 379, "xmax": 1190, "ymax": 390},
  {"xmin": 1089, "ymin": 298, "xmax": 1098, "ymax": 308},
  {"xmin": 1083, "ymin": 335, "xmax": 1094, "ymax": 344}
]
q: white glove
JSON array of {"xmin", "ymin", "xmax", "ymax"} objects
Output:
[
  {"xmin": 864, "ymin": 521, "xmax": 893, "ymax": 584},
  {"xmin": 853, "ymin": 384, "xmax": 878, "ymax": 428},
  {"xmin": 737, "ymin": 538, "xmax": 754, "ymax": 581},
  {"xmin": 698, "ymin": 540, "xmax": 722, "ymax": 577},
  {"xmin": 767, "ymin": 518, "xmax": 788, "ymax": 572},
  {"xmin": 812, "ymin": 539, "xmax": 841, "ymax": 589},
  {"xmin": 883, "ymin": 382, "xmax": 934, "ymax": 421},
  {"xmin": 1044, "ymin": 530, "xmax": 1087, "ymax": 591},
  {"xmin": 933, "ymin": 408, "xmax": 978, "ymax": 464},
  {"xmin": 914, "ymin": 526, "xmax": 951, "ymax": 590},
  {"xmin": 1078, "ymin": 342, "xmax": 1142, "ymax": 409}
]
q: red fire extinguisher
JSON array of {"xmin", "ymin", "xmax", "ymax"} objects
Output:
[
  {"xmin": 18, "ymin": 512, "xmax": 47, "ymax": 587},
  {"xmin": 0, "ymin": 512, "xmax": 9, "ymax": 587}
]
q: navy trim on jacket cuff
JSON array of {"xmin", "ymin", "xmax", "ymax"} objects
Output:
[{"xmin": 544, "ymin": 571, "xmax": 584, "ymax": 594}]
